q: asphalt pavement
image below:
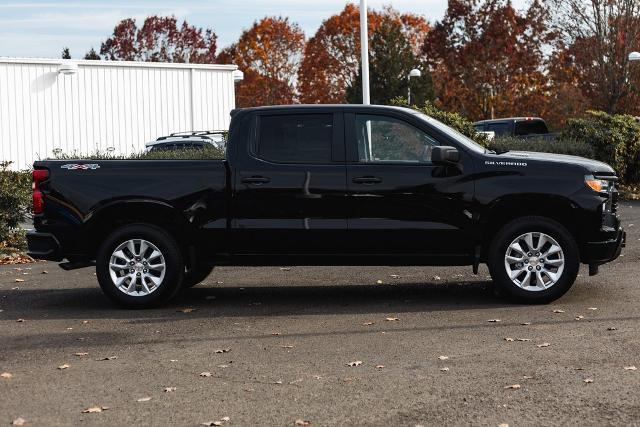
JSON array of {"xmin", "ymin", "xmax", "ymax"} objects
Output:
[{"xmin": 1, "ymin": 202, "xmax": 639, "ymax": 426}]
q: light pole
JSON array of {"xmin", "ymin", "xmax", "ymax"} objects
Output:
[
  {"xmin": 360, "ymin": 0, "xmax": 370, "ymax": 105},
  {"xmin": 407, "ymin": 68, "xmax": 421, "ymax": 105}
]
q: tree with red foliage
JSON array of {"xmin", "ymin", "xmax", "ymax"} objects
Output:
[
  {"xmin": 424, "ymin": 0, "xmax": 554, "ymax": 121},
  {"xmin": 100, "ymin": 16, "xmax": 217, "ymax": 63},
  {"xmin": 218, "ymin": 17, "xmax": 305, "ymax": 107}
]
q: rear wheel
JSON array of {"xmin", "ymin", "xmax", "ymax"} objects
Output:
[
  {"xmin": 488, "ymin": 216, "xmax": 579, "ymax": 303},
  {"xmin": 96, "ymin": 224, "xmax": 183, "ymax": 308}
]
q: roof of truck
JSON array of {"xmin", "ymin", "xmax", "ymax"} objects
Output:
[
  {"xmin": 474, "ymin": 117, "xmax": 545, "ymax": 125},
  {"xmin": 231, "ymin": 104, "xmax": 414, "ymax": 116}
]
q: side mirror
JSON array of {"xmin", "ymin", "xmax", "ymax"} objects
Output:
[{"xmin": 431, "ymin": 146, "xmax": 460, "ymax": 164}]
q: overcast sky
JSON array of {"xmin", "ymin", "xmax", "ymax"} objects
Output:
[{"xmin": 0, "ymin": 0, "xmax": 530, "ymax": 59}]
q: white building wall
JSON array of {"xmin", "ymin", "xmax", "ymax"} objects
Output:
[{"xmin": 0, "ymin": 58, "xmax": 237, "ymax": 170}]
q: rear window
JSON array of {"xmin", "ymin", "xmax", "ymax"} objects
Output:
[
  {"xmin": 257, "ymin": 114, "xmax": 333, "ymax": 163},
  {"xmin": 515, "ymin": 120, "xmax": 548, "ymax": 136}
]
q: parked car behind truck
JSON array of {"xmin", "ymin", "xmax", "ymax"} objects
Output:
[
  {"xmin": 474, "ymin": 117, "xmax": 557, "ymax": 141},
  {"xmin": 28, "ymin": 105, "xmax": 625, "ymax": 308}
]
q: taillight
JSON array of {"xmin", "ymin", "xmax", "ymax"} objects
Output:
[{"xmin": 32, "ymin": 169, "xmax": 49, "ymax": 215}]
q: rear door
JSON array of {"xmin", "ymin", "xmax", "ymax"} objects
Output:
[
  {"xmin": 231, "ymin": 108, "xmax": 347, "ymax": 254},
  {"xmin": 344, "ymin": 110, "xmax": 475, "ymax": 258}
]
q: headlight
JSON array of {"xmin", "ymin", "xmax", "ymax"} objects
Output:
[{"xmin": 585, "ymin": 175, "xmax": 614, "ymax": 193}]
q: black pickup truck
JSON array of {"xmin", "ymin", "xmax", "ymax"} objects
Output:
[{"xmin": 27, "ymin": 105, "xmax": 625, "ymax": 308}]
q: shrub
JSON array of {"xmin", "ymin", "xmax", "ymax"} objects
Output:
[
  {"xmin": 51, "ymin": 145, "xmax": 225, "ymax": 161},
  {"xmin": 488, "ymin": 136, "xmax": 595, "ymax": 159},
  {"xmin": 0, "ymin": 162, "xmax": 31, "ymax": 249},
  {"xmin": 392, "ymin": 97, "xmax": 490, "ymax": 146},
  {"xmin": 562, "ymin": 111, "xmax": 640, "ymax": 183}
]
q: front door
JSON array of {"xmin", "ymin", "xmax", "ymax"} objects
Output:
[
  {"xmin": 345, "ymin": 111, "xmax": 475, "ymax": 259},
  {"xmin": 231, "ymin": 110, "xmax": 347, "ymax": 255}
]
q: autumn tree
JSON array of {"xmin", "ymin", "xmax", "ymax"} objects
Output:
[
  {"xmin": 218, "ymin": 17, "xmax": 305, "ymax": 107},
  {"xmin": 298, "ymin": 4, "xmax": 429, "ymax": 104},
  {"xmin": 100, "ymin": 16, "xmax": 217, "ymax": 63},
  {"xmin": 346, "ymin": 15, "xmax": 434, "ymax": 105},
  {"xmin": 549, "ymin": 0, "xmax": 640, "ymax": 115},
  {"xmin": 424, "ymin": 0, "xmax": 555, "ymax": 121}
]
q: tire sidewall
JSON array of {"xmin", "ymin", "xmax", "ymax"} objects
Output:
[
  {"xmin": 488, "ymin": 217, "xmax": 579, "ymax": 303},
  {"xmin": 96, "ymin": 224, "xmax": 184, "ymax": 308}
]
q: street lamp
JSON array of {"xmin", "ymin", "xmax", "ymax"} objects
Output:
[
  {"xmin": 630, "ymin": 52, "xmax": 640, "ymax": 62},
  {"xmin": 360, "ymin": 0, "xmax": 370, "ymax": 105},
  {"xmin": 407, "ymin": 68, "xmax": 421, "ymax": 105}
]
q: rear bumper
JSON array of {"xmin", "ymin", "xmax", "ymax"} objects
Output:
[
  {"xmin": 581, "ymin": 228, "xmax": 625, "ymax": 264},
  {"xmin": 26, "ymin": 231, "xmax": 63, "ymax": 261}
]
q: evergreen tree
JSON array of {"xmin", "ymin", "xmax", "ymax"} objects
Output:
[
  {"xmin": 61, "ymin": 47, "xmax": 71, "ymax": 59},
  {"xmin": 84, "ymin": 48, "xmax": 100, "ymax": 60}
]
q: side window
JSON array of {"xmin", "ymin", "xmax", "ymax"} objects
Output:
[
  {"xmin": 486, "ymin": 122, "xmax": 511, "ymax": 137},
  {"xmin": 355, "ymin": 114, "xmax": 439, "ymax": 164},
  {"xmin": 257, "ymin": 114, "xmax": 333, "ymax": 163}
]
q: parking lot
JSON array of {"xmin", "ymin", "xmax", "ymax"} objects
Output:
[{"xmin": 1, "ymin": 202, "xmax": 639, "ymax": 426}]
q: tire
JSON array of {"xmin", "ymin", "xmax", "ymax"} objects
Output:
[
  {"xmin": 182, "ymin": 264, "xmax": 214, "ymax": 288},
  {"xmin": 96, "ymin": 223, "xmax": 184, "ymax": 308},
  {"xmin": 487, "ymin": 216, "xmax": 579, "ymax": 304}
]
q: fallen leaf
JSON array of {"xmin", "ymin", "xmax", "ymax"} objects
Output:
[
  {"xmin": 217, "ymin": 364, "xmax": 228, "ymax": 369},
  {"xmin": 522, "ymin": 375, "xmax": 534, "ymax": 379},
  {"xmin": 575, "ymin": 315, "xmax": 584, "ymax": 320},
  {"xmin": 170, "ymin": 359, "xmax": 178, "ymax": 362},
  {"xmin": 42, "ymin": 270, "xmax": 48, "ymax": 274},
  {"xmin": 58, "ymin": 363, "xmax": 69, "ymax": 370},
  {"xmin": 214, "ymin": 348, "xmax": 230, "ymax": 354},
  {"xmin": 295, "ymin": 420, "xmax": 311, "ymax": 426},
  {"xmin": 498, "ymin": 424, "xmax": 509, "ymax": 427},
  {"xmin": 504, "ymin": 384, "xmax": 521, "ymax": 389},
  {"xmin": 313, "ymin": 375, "xmax": 322, "ymax": 380},
  {"xmin": 14, "ymin": 278, "xmax": 24, "ymax": 282},
  {"xmin": 438, "ymin": 355, "xmax": 449, "ymax": 360},
  {"xmin": 537, "ymin": 343, "xmax": 551, "ymax": 348},
  {"xmin": 83, "ymin": 406, "xmax": 109, "ymax": 413},
  {"xmin": 583, "ymin": 378, "xmax": 593, "ymax": 384},
  {"xmin": 221, "ymin": 417, "xmax": 230, "ymax": 422},
  {"xmin": 199, "ymin": 372, "xmax": 212, "ymax": 377},
  {"xmin": 553, "ymin": 309, "xmax": 565, "ymax": 313},
  {"xmin": 488, "ymin": 319, "xmax": 501, "ymax": 323},
  {"xmin": 521, "ymin": 322, "xmax": 532, "ymax": 326},
  {"xmin": 97, "ymin": 356, "xmax": 117, "ymax": 361},
  {"xmin": 82, "ymin": 320, "xmax": 89, "ymax": 324},
  {"xmin": 274, "ymin": 380, "xmax": 283, "ymax": 384},
  {"xmin": 282, "ymin": 345, "xmax": 294, "ymax": 349},
  {"xmin": 12, "ymin": 418, "xmax": 26, "ymax": 426},
  {"xmin": 347, "ymin": 361, "xmax": 362, "ymax": 367},
  {"xmin": 504, "ymin": 337, "xmax": 515, "ymax": 342},
  {"xmin": 271, "ymin": 332, "xmax": 280, "ymax": 335},
  {"xmin": 517, "ymin": 338, "xmax": 531, "ymax": 342},
  {"xmin": 178, "ymin": 308, "xmax": 196, "ymax": 313},
  {"xmin": 1, "ymin": 372, "xmax": 13, "ymax": 378},
  {"xmin": 439, "ymin": 367, "xmax": 449, "ymax": 372},
  {"xmin": 137, "ymin": 396, "xmax": 152, "ymax": 402},
  {"xmin": 385, "ymin": 317, "xmax": 399, "ymax": 322},
  {"xmin": 75, "ymin": 352, "xmax": 89, "ymax": 357},
  {"xmin": 432, "ymin": 275, "xmax": 441, "ymax": 280},
  {"xmin": 164, "ymin": 387, "xmax": 177, "ymax": 392},
  {"xmin": 201, "ymin": 422, "xmax": 222, "ymax": 427},
  {"xmin": 389, "ymin": 274, "xmax": 400, "ymax": 279},
  {"xmin": 362, "ymin": 322, "xmax": 375, "ymax": 326},
  {"xmin": 607, "ymin": 327, "xmax": 617, "ymax": 331},
  {"xmin": 375, "ymin": 365, "xmax": 385, "ymax": 369},
  {"xmin": 16, "ymin": 319, "xmax": 25, "ymax": 323},
  {"xmin": 624, "ymin": 366, "xmax": 637, "ymax": 371},
  {"xmin": 376, "ymin": 280, "xmax": 383, "ymax": 284},
  {"xmin": 587, "ymin": 307, "xmax": 598, "ymax": 310},
  {"xmin": 280, "ymin": 267, "xmax": 291, "ymax": 271}
]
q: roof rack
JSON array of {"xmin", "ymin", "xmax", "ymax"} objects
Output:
[{"xmin": 168, "ymin": 130, "xmax": 227, "ymax": 137}]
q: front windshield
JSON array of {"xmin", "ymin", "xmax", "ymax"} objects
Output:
[{"xmin": 412, "ymin": 112, "xmax": 487, "ymax": 154}]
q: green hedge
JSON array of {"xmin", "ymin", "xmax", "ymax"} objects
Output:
[
  {"xmin": 562, "ymin": 111, "xmax": 640, "ymax": 184},
  {"xmin": 0, "ymin": 162, "xmax": 31, "ymax": 251},
  {"xmin": 487, "ymin": 137, "xmax": 595, "ymax": 159}
]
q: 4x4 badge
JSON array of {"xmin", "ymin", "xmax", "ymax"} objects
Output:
[{"xmin": 61, "ymin": 164, "xmax": 100, "ymax": 170}]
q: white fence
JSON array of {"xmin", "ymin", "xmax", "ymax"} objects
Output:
[{"xmin": 0, "ymin": 58, "xmax": 238, "ymax": 170}]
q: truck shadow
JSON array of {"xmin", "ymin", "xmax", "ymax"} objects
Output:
[{"xmin": 2, "ymin": 280, "xmax": 511, "ymax": 320}]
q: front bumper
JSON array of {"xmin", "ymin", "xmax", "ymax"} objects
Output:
[
  {"xmin": 581, "ymin": 227, "xmax": 625, "ymax": 264},
  {"xmin": 26, "ymin": 231, "xmax": 63, "ymax": 261}
]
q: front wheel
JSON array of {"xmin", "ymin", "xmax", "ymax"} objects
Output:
[
  {"xmin": 96, "ymin": 224, "xmax": 184, "ymax": 308},
  {"xmin": 488, "ymin": 216, "xmax": 579, "ymax": 303}
]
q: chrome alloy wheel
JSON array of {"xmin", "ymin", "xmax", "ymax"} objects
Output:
[
  {"xmin": 108, "ymin": 239, "xmax": 166, "ymax": 297},
  {"xmin": 504, "ymin": 232, "xmax": 565, "ymax": 292}
]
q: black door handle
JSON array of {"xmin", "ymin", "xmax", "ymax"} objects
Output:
[
  {"xmin": 241, "ymin": 176, "xmax": 271, "ymax": 184},
  {"xmin": 352, "ymin": 176, "xmax": 382, "ymax": 184}
]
